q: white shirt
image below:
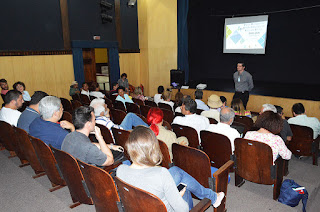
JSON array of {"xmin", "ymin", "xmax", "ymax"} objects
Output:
[
  {"xmin": 175, "ymin": 107, "xmax": 181, "ymax": 113},
  {"xmin": 195, "ymin": 99, "xmax": 209, "ymax": 111},
  {"xmin": 172, "ymin": 114, "xmax": 210, "ymax": 142},
  {"xmin": 81, "ymin": 90, "xmax": 90, "ymax": 97},
  {"xmin": 159, "ymin": 100, "xmax": 174, "ymax": 111},
  {"xmin": 154, "ymin": 94, "xmax": 162, "ymax": 105},
  {"xmin": 0, "ymin": 107, "xmax": 22, "ymax": 127},
  {"xmin": 288, "ymin": 114, "xmax": 320, "ymax": 139},
  {"xmin": 90, "ymin": 91, "xmax": 105, "ymax": 99},
  {"xmin": 205, "ymin": 123, "xmax": 241, "ymax": 152},
  {"xmin": 201, "ymin": 108, "xmax": 220, "ymax": 122}
]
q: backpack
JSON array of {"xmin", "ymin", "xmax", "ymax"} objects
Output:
[{"xmin": 278, "ymin": 179, "xmax": 308, "ymax": 212}]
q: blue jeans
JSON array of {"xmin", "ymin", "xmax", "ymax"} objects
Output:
[
  {"xmin": 168, "ymin": 166, "xmax": 217, "ymax": 210},
  {"xmin": 120, "ymin": 113, "xmax": 148, "ymax": 130}
]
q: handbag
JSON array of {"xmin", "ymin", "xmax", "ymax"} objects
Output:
[{"xmin": 278, "ymin": 179, "xmax": 308, "ymax": 212}]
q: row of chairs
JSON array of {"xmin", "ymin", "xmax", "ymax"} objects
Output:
[{"xmin": 0, "ymin": 120, "xmax": 233, "ymax": 211}]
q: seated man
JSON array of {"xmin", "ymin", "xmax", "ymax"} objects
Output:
[
  {"xmin": 110, "ymin": 82, "xmax": 119, "ymax": 95},
  {"xmin": 115, "ymin": 86, "xmax": 133, "ymax": 107},
  {"xmin": 17, "ymin": 91, "xmax": 48, "ymax": 133},
  {"xmin": 194, "ymin": 89, "xmax": 209, "ymax": 111},
  {"xmin": 62, "ymin": 106, "xmax": 123, "ymax": 167},
  {"xmin": 288, "ymin": 103, "xmax": 320, "ymax": 139},
  {"xmin": 29, "ymin": 96, "xmax": 75, "ymax": 149},
  {"xmin": 260, "ymin": 104, "xmax": 292, "ymax": 142},
  {"xmin": 0, "ymin": 78, "xmax": 9, "ymax": 96},
  {"xmin": 154, "ymin": 85, "xmax": 164, "ymax": 105},
  {"xmin": 201, "ymin": 94, "xmax": 222, "ymax": 122},
  {"xmin": 206, "ymin": 107, "xmax": 240, "ymax": 152},
  {"xmin": 80, "ymin": 82, "xmax": 90, "ymax": 97},
  {"xmin": 172, "ymin": 96, "xmax": 210, "ymax": 142},
  {"xmin": 89, "ymin": 82, "xmax": 105, "ymax": 99},
  {"xmin": 90, "ymin": 98, "xmax": 148, "ymax": 133},
  {"xmin": 0, "ymin": 90, "xmax": 24, "ymax": 126},
  {"xmin": 69, "ymin": 81, "xmax": 80, "ymax": 97}
]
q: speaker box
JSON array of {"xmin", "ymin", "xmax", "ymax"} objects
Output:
[{"xmin": 170, "ymin": 69, "xmax": 185, "ymax": 87}]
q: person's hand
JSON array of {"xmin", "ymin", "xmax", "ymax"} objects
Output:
[
  {"xmin": 60, "ymin": 121, "xmax": 75, "ymax": 131},
  {"xmin": 112, "ymin": 145, "xmax": 124, "ymax": 152},
  {"xmin": 180, "ymin": 140, "xmax": 188, "ymax": 146},
  {"xmin": 94, "ymin": 126, "xmax": 104, "ymax": 141},
  {"xmin": 179, "ymin": 186, "xmax": 186, "ymax": 197},
  {"xmin": 105, "ymin": 107, "xmax": 110, "ymax": 117}
]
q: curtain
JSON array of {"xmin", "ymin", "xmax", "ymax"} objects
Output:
[{"xmin": 108, "ymin": 47, "xmax": 121, "ymax": 86}]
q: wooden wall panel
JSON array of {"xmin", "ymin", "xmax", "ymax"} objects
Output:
[
  {"xmin": 0, "ymin": 55, "xmax": 74, "ymax": 104},
  {"xmin": 119, "ymin": 53, "xmax": 140, "ymax": 87}
]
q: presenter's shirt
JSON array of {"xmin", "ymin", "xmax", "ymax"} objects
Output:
[{"xmin": 233, "ymin": 70, "xmax": 254, "ymax": 92}]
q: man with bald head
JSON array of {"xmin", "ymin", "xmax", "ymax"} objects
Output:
[{"xmin": 206, "ymin": 107, "xmax": 240, "ymax": 152}]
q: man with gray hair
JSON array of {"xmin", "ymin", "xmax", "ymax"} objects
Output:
[
  {"xmin": 205, "ymin": 107, "xmax": 240, "ymax": 152},
  {"xmin": 29, "ymin": 96, "xmax": 75, "ymax": 149},
  {"xmin": 259, "ymin": 103, "xmax": 292, "ymax": 142}
]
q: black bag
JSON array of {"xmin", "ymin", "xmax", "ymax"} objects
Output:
[{"xmin": 278, "ymin": 179, "xmax": 308, "ymax": 212}]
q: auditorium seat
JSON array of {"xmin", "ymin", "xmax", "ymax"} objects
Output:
[
  {"xmin": 0, "ymin": 121, "xmax": 17, "ymax": 158},
  {"xmin": 172, "ymin": 124, "xmax": 200, "ymax": 148},
  {"xmin": 160, "ymin": 108, "xmax": 174, "ymax": 124},
  {"xmin": 61, "ymin": 111, "xmax": 73, "ymax": 123},
  {"xmin": 125, "ymin": 102, "xmax": 140, "ymax": 114},
  {"xmin": 80, "ymin": 94, "xmax": 91, "ymax": 105},
  {"xmin": 110, "ymin": 108, "xmax": 126, "ymax": 125},
  {"xmin": 140, "ymin": 105, "xmax": 152, "ymax": 118},
  {"xmin": 158, "ymin": 139, "xmax": 172, "ymax": 169},
  {"xmin": 114, "ymin": 100, "xmax": 126, "ymax": 112},
  {"xmin": 71, "ymin": 100, "xmax": 83, "ymax": 110},
  {"xmin": 145, "ymin": 99, "xmax": 157, "ymax": 108},
  {"xmin": 111, "ymin": 128, "xmax": 130, "ymax": 158},
  {"xmin": 133, "ymin": 98, "xmax": 144, "ymax": 106},
  {"xmin": 104, "ymin": 97, "xmax": 113, "ymax": 109},
  {"xmin": 96, "ymin": 123, "xmax": 114, "ymax": 144},
  {"xmin": 158, "ymin": 102, "xmax": 173, "ymax": 111},
  {"xmin": 60, "ymin": 98, "xmax": 73, "ymax": 113}
]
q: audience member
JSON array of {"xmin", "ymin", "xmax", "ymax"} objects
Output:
[
  {"xmin": 69, "ymin": 81, "xmax": 80, "ymax": 96},
  {"xmin": 244, "ymin": 111, "xmax": 292, "ymax": 163},
  {"xmin": 174, "ymin": 91, "xmax": 184, "ymax": 113},
  {"xmin": 194, "ymin": 89, "xmax": 209, "ymax": 111},
  {"xmin": 154, "ymin": 85, "xmax": 164, "ymax": 104},
  {"xmin": 110, "ymin": 82, "xmax": 119, "ymax": 95},
  {"xmin": 206, "ymin": 107, "xmax": 240, "ymax": 152},
  {"xmin": 117, "ymin": 73, "xmax": 129, "ymax": 93},
  {"xmin": 0, "ymin": 78, "xmax": 9, "ymax": 95},
  {"xmin": 159, "ymin": 91, "xmax": 174, "ymax": 110},
  {"xmin": 147, "ymin": 107, "xmax": 188, "ymax": 161},
  {"xmin": 62, "ymin": 106, "xmax": 123, "ymax": 167},
  {"xmin": 260, "ymin": 103, "xmax": 277, "ymax": 114},
  {"xmin": 89, "ymin": 82, "xmax": 105, "ymax": 98},
  {"xmin": 29, "ymin": 96, "xmax": 75, "ymax": 149},
  {"xmin": 275, "ymin": 105, "xmax": 293, "ymax": 142},
  {"xmin": 0, "ymin": 90, "xmax": 24, "ymax": 126},
  {"xmin": 218, "ymin": 96, "xmax": 228, "ymax": 112},
  {"xmin": 132, "ymin": 86, "xmax": 146, "ymax": 101},
  {"xmin": 13, "ymin": 81, "xmax": 31, "ymax": 101},
  {"xmin": 172, "ymin": 96, "xmax": 210, "ymax": 141},
  {"xmin": 115, "ymin": 86, "xmax": 133, "ymax": 106},
  {"xmin": 231, "ymin": 98, "xmax": 252, "ymax": 118},
  {"xmin": 90, "ymin": 98, "xmax": 148, "ymax": 133},
  {"xmin": 201, "ymin": 94, "xmax": 222, "ymax": 122},
  {"xmin": 17, "ymin": 91, "xmax": 48, "ymax": 133},
  {"xmin": 288, "ymin": 103, "xmax": 320, "ymax": 139},
  {"xmin": 81, "ymin": 82, "xmax": 90, "ymax": 97},
  {"xmin": 116, "ymin": 126, "xmax": 225, "ymax": 210}
]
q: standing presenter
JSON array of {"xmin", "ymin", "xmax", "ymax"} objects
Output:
[{"xmin": 233, "ymin": 63, "xmax": 254, "ymax": 109}]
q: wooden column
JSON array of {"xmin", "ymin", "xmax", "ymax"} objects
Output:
[
  {"xmin": 60, "ymin": 0, "xmax": 71, "ymax": 50},
  {"xmin": 114, "ymin": 0, "xmax": 122, "ymax": 49}
]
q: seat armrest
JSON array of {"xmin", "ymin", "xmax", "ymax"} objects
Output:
[
  {"xmin": 212, "ymin": 160, "xmax": 234, "ymax": 177},
  {"xmin": 190, "ymin": 198, "xmax": 211, "ymax": 212}
]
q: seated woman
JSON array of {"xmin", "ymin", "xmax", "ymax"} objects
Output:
[
  {"xmin": 117, "ymin": 73, "xmax": 129, "ymax": 93},
  {"xmin": 154, "ymin": 85, "xmax": 164, "ymax": 105},
  {"xmin": 174, "ymin": 91, "xmax": 183, "ymax": 113},
  {"xmin": 132, "ymin": 86, "xmax": 146, "ymax": 101},
  {"xmin": 159, "ymin": 91, "xmax": 174, "ymax": 111},
  {"xmin": 13, "ymin": 81, "xmax": 31, "ymax": 101},
  {"xmin": 147, "ymin": 107, "xmax": 188, "ymax": 161},
  {"xmin": 116, "ymin": 126, "xmax": 225, "ymax": 211},
  {"xmin": 231, "ymin": 98, "xmax": 252, "ymax": 118},
  {"xmin": 244, "ymin": 111, "xmax": 292, "ymax": 164},
  {"xmin": 89, "ymin": 82, "xmax": 105, "ymax": 99},
  {"xmin": 115, "ymin": 86, "xmax": 134, "ymax": 107}
]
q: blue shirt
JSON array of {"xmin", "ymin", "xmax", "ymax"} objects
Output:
[
  {"xmin": 17, "ymin": 107, "xmax": 40, "ymax": 133},
  {"xmin": 116, "ymin": 94, "xmax": 133, "ymax": 107},
  {"xmin": 29, "ymin": 117, "xmax": 69, "ymax": 149}
]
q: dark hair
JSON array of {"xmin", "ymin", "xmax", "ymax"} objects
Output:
[
  {"xmin": 13, "ymin": 81, "xmax": 26, "ymax": 90},
  {"xmin": 238, "ymin": 62, "xmax": 245, "ymax": 67},
  {"xmin": 274, "ymin": 105, "xmax": 283, "ymax": 115},
  {"xmin": 4, "ymin": 90, "xmax": 22, "ymax": 104},
  {"xmin": 0, "ymin": 79, "xmax": 7, "ymax": 83},
  {"xmin": 89, "ymin": 82, "xmax": 99, "ymax": 92},
  {"xmin": 174, "ymin": 92, "xmax": 184, "ymax": 107},
  {"xmin": 30, "ymin": 91, "xmax": 48, "ymax": 105},
  {"xmin": 254, "ymin": 111, "xmax": 283, "ymax": 134},
  {"xmin": 121, "ymin": 73, "xmax": 127, "ymax": 78},
  {"xmin": 72, "ymin": 106, "xmax": 94, "ymax": 130},
  {"xmin": 220, "ymin": 96, "xmax": 227, "ymax": 104},
  {"xmin": 182, "ymin": 96, "xmax": 197, "ymax": 114},
  {"xmin": 82, "ymin": 82, "xmax": 88, "ymax": 87},
  {"xmin": 157, "ymin": 86, "xmax": 164, "ymax": 94},
  {"xmin": 112, "ymin": 82, "xmax": 118, "ymax": 88},
  {"xmin": 117, "ymin": 86, "xmax": 125, "ymax": 92},
  {"xmin": 194, "ymin": 89, "xmax": 203, "ymax": 100},
  {"xmin": 292, "ymin": 103, "xmax": 305, "ymax": 115}
]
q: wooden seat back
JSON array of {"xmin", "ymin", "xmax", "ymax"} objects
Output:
[
  {"xmin": 234, "ymin": 138, "xmax": 284, "ymax": 199},
  {"xmin": 80, "ymin": 94, "xmax": 91, "ymax": 105},
  {"xmin": 104, "ymin": 97, "xmax": 113, "ymax": 109},
  {"xmin": 158, "ymin": 139, "xmax": 172, "ymax": 169},
  {"xmin": 61, "ymin": 111, "xmax": 73, "ymax": 123},
  {"xmin": 162, "ymin": 120, "xmax": 172, "ymax": 131},
  {"xmin": 71, "ymin": 100, "xmax": 83, "ymax": 110},
  {"xmin": 172, "ymin": 124, "xmax": 200, "ymax": 148},
  {"xmin": 161, "ymin": 108, "xmax": 174, "ymax": 124},
  {"xmin": 96, "ymin": 124, "xmax": 114, "ymax": 144},
  {"xmin": 50, "ymin": 146, "xmax": 93, "ymax": 205},
  {"xmin": 135, "ymin": 113, "xmax": 147, "ymax": 124},
  {"xmin": 140, "ymin": 105, "xmax": 152, "ymax": 118},
  {"xmin": 12, "ymin": 126, "xmax": 29, "ymax": 165},
  {"xmin": 133, "ymin": 98, "xmax": 144, "ymax": 106},
  {"xmin": 196, "ymin": 109, "xmax": 204, "ymax": 115},
  {"xmin": 115, "ymin": 176, "xmax": 167, "ymax": 212},
  {"xmin": 15, "ymin": 128, "xmax": 45, "ymax": 176},
  {"xmin": 158, "ymin": 102, "xmax": 173, "ymax": 111},
  {"xmin": 60, "ymin": 98, "xmax": 73, "ymax": 113},
  {"xmin": 200, "ymin": 131, "xmax": 232, "ymax": 169},
  {"xmin": 0, "ymin": 121, "xmax": 15, "ymax": 152},
  {"xmin": 109, "ymin": 94, "xmax": 117, "ymax": 103},
  {"xmin": 29, "ymin": 136, "xmax": 66, "ymax": 189},
  {"xmin": 174, "ymin": 112, "xmax": 184, "ymax": 117},
  {"xmin": 234, "ymin": 115, "xmax": 253, "ymax": 133},
  {"xmin": 125, "ymin": 102, "xmax": 140, "ymax": 114},
  {"xmin": 110, "ymin": 108, "xmax": 126, "ymax": 125},
  {"xmin": 289, "ymin": 124, "xmax": 318, "ymax": 165},
  {"xmin": 114, "ymin": 100, "xmax": 126, "ymax": 112},
  {"xmin": 208, "ymin": 118, "xmax": 218, "ymax": 124},
  {"xmin": 111, "ymin": 128, "xmax": 130, "ymax": 158},
  {"xmin": 71, "ymin": 94, "xmax": 81, "ymax": 102},
  {"xmin": 145, "ymin": 99, "xmax": 158, "ymax": 107},
  {"xmin": 78, "ymin": 160, "xmax": 121, "ymax": 212}
]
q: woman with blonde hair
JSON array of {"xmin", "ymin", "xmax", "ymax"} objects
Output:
[
  {"xmin": 231, "ymin": 98, "xmax": 252, "ymax": 118},
  {"xmin": 116, "ymin": 126, "xmax": 225, "ymax": 211},
  {"xmin": 132, "ymin": 86, "xmax": 146, "ymax": 101}
]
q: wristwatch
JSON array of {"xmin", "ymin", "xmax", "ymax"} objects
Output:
[{"xmin": 110, "ymin": 143, "xmax": 114, "ymax": 150}]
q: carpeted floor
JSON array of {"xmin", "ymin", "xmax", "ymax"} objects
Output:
[{"xmin": 1, "ymin": 149, "xmax": 319, "ymax": 212}]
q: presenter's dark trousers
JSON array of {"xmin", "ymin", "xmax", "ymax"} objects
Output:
[{"xmin": 233, "ymin": 91, "xmax": 249, "ymax": 109}]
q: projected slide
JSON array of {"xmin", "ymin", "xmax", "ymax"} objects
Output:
[{"xmin": 223, "ymin": 15, "xmax": 268, "ymax": 54}]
